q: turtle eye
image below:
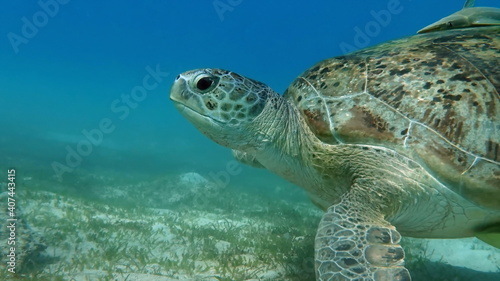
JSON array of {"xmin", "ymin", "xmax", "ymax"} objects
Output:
[
  {"xmin": 193, "ymin": 74, "xmax": 218, "ymax": 93},
  {"xmin": 446, "ymin": 22, "xmax": 453, "ymax": 27}
]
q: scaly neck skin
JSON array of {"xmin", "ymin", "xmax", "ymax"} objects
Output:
[
  {"xmin": 241, "ymin": 90, "xmax": 400, "ymax": 212},
  {"xmin": 244, "ymin": 91, "xmax": 320, "ymax": 190},
  {"xmin": 241, "ymin": 90, "xmax": 403, "ymax": 212}
]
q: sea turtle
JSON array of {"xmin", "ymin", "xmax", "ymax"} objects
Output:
[
  {"xmin": 170, "ymin": 26, "xmax": 500, "ymax": 280},
  {"xmin": 418, "ymin": 0, "xmax": 500, "ymax": 33}
]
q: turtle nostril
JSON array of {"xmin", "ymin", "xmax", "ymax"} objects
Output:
[
  {"xmin": 176, "ymin": 75, "xmax": 180, "ymax": 80},
  {"xmin": 197, "ymin": 77, "xmax": 214, "ymax": 91}
]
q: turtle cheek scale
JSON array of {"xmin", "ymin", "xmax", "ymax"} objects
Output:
[{"xmin": 172, "ymin": 101, "xmax": 245, "ymax": 149}]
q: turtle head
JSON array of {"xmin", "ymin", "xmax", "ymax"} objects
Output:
[{"xmin": 170, "ymin": 68, "xmax": 277, "ymax": 150}]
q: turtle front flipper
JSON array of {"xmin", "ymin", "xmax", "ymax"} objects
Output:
[{"xmin": 315, "ymin": 198, "xmax": 410, "ymax": 281}]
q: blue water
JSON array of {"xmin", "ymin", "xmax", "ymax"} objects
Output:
[
  {"xmin": 1, "ymin": 0, "xmax": 499, "ymax": 194},
  {"xmin": 1, "ymin": 0, "xmax": 499, "ymax": 280}
]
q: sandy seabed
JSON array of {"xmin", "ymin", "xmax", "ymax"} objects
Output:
[{"xmin": 0, "ymin": 171, "xmax": 499, "ymax": 281}]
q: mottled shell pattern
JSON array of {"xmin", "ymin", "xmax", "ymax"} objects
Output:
[{"xmin": 284, "ymin": 27, "xmax": 500, "ymax": 209}]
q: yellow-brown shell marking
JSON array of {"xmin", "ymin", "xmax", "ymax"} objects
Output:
[{"xmin": 285, "ymin": 27, "xmax": 500, "ymax": 209}]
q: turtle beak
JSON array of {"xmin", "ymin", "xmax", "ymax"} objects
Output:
[
  {"xmin": 170, "ymin": 74, "xmax": 203, "ymax": 115},
  {"xmin": 170, "ymin": 74, "xmax": 187, "ymax": 105},
  {"xmin": 170, "ymin": 75, "xmax": 200, "ymax": 119}
]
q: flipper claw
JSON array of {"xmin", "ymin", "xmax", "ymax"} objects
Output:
[{"xmin": 315, "ymin": 201, "xmax": 410, "ymax": 281}]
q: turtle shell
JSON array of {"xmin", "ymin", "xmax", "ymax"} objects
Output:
[{"xmin": 285, "ymin": 26, "xmax": 500, "ymax": 209}]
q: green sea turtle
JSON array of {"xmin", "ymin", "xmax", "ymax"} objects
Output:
[
  {"xmin": 418, "ymin": 0, "xmax": 500, "ymax": 33},
  {"xmin": 170, "ymin": 26, "xmax": 500, "ymax": 280}
]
